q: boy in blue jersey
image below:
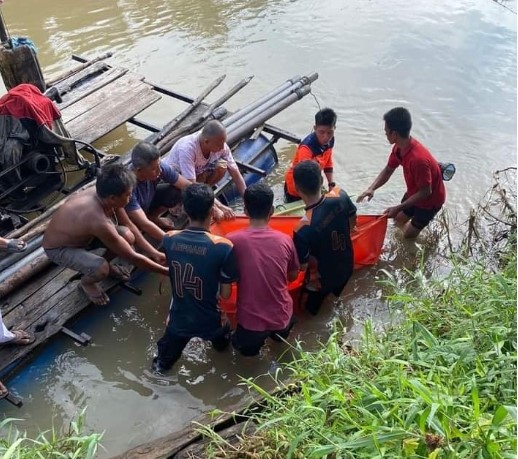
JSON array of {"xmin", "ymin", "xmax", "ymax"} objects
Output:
[
  {"xmin": 293, "ymin": 160, "xmax": 357, "ymax": 315},
  {"xmin": 153, "ymin": 183, "xmax": 239, "ymax": 372}
]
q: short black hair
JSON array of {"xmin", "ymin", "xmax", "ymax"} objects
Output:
[
  {"xmin": 293, "ymin": 160, "xmax": 322, "ymax": 195},
  {"xmin": 244, "ymin": 182, "xmax": 273, "ymax": 219},
  {"xmin": 182, "ymin": 183, "xmax": 214, "ymax": 221},
  {"xmin": 315, "ymin": 108, "xmax": 337, "ymax": 127},
  {"xmin": 383, "ymin": 107, "xmax": 412, "ymax": 138},
  {"xmin": 96, "ymin": 163, "xmax": 136, "ymax": 198},
  {"xmin": 131, "ymin": 141, "xmax": 160, "ymax": 168}
]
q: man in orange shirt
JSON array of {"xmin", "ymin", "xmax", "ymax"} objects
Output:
[{"xmin": 284, "ymin": 108, "xmax": 337, "ymax": 202}]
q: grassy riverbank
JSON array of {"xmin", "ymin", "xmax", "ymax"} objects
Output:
[
  {"xmin": 203, "ymin": 240, "xmax": 516, "ymax": 458},
  {"xmin": 0, "ymin": 410, "xmax": 102, "ymax": 459}
]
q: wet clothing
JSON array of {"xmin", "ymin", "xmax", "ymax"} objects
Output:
[
  {"xmin": 387, "ymin": 137, "xmax": 446, "ymax": 210},
  {"xmin": 125, "ymin": 162, "xmax": 181, "ymax": 213},
  {"xmin": 293, "ymin": 187, "xmax": 356, "ymax": 314},
  {"xmin": 165, "ymin": 132, "xmax": 238, "ymax": 182},
  {"xmin": 156, "ymin": 321, "xmax": 230, "ymax": 371},
  {"xmin": 284, "ymin": 132, "xmax": 334, "ymax": 199},
  {"xmin": 227, "ymin": 227, "xmax": 300, "ymax": 332},
  {"xmin": 401, "ymin": 194, "xmax": 441, "ymax": 230},
  {"xmin": 232, "ymin": 317, "xmax": 296, "ymax": 357},
  {"xmin": 155, "ymin": 227, "xmax": 238, "ymax": 370}
]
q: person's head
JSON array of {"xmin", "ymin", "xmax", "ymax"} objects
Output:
[
  {"xmin": 313, "ymin": 107, "xmax": 337, "ymax": 146},
  {"xmin": 244, "ymin": 182, "xmax": 274, "ymax": 220},
  {"xmin": 199, "ymin": 120, "xmax": 227, "ymax": 155},
  {"xmin": 131, "ymin": 141, "xmax": 161, "ymax": 181},
  {"xmin": 383, "ymin": 107, "xmax": 412, "ymax": 144},
  {"xmin": 182, "ymin": 183, "xmax": 214, "ymax": 223},
  {"xmin": 293, "ymin": 160, "xmax": 322, "ymax": 197},
  {"xmin": 96, "ymin": 162, "xmax": 136, "ymax": 208}
]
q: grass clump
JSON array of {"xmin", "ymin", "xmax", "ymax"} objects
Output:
[
  {"xmin": 201, "ymin": 248, "xmax": 516, "ymax": 458},
  {"xmin": 0, "ymin": 409, "xmax": 102, "ymax": 459}
]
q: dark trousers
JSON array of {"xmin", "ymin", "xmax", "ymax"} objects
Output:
[
  {"xmin": 232, "ymin": 317, "xmax": 296, "ymax": 357},
  {"xmin": 155, "ymin": 325, "xmax": 230, "ymax": 371},
  {"xmin": 301, "ymin": 279, "xmax": 349, "ymax": 315}
]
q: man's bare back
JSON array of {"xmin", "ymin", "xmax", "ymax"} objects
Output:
[{"xmin": 43, "ymin": 189, "xmax": 115, "ymax": 249}]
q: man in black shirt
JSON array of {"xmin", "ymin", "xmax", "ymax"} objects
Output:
[
  {"xmin": 293, "ymin": 161, "xmax": 357, "ymax": 315},
  {"xmin": 153, "ymin": 183, "xmax": 238, "ymax": 372}
]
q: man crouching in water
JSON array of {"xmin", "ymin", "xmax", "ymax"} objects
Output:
[{"xmin": 43, "ymin": 163, "xmax": 168, "ymax": 305}]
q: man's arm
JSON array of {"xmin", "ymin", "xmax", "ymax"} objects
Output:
[
  {"xmin": 95, "ymin": 223, "xmax": 168, "ymax": 275},
  {"xmin": 126, "ymin": 208, "xmax": 165, "ymax": 243},
  {"xmin": 227, "ymin": 166, "xmax": 246, "ymax": 197},
  {"xmin": 173, "ymin": 174, "xmax": 191, "ymax": 190},
  {"xmin": 356, "ymin": 165, "xmax": 395, "ymax": 203},
  {"xmin": 115, "ymin": 208, "xmax": 165, "ymax": 264},
  {"xmin": 384, "ymin": 185, "xmax": 432, "ymax": 218}
]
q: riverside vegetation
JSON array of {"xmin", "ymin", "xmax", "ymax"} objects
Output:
[{"xmin": 198, "ymin": 168, "xmax": 517, "ymax": 459}]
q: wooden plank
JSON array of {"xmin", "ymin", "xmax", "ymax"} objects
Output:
[
  {"xmin": 1, "ymin": 265, "xmax": 66, "ymax": 316},
  {"xmin": 60, "ymin": 74, "xmax": 143, "ymax": 124},
  {"xmin": 2, "ymin": 268, "xmax": 78, "ymax": 330},
  {"xmin": 58, "ymin": 66, "xmax": 129, "ymax": 111},
  {"xmin": 65, "ymin": 82, "xmax": 160, "ymax": 144},
  {"xmin": 53, "ymin": 61, "xmax": 108, "ymax": 96},
  {"xmin": 0, "ymin": 275, "xmax": 121, "ymax": 374}
]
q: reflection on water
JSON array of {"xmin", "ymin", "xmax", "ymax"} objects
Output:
[{"xmin": 0, "ymin": 0, "xmax": 515, "ymax": 455}]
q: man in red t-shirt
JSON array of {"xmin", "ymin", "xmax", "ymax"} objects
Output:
[
  {"xmin": 228, "ymin": 182, "xmax": 300, "ymax": 356},
  {"xmin": 357, "ymin": 107, "xmax": 446, "ymax": 238}
]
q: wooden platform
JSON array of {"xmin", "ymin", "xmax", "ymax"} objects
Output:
[
  {"xmin": 55, "ymin": 61, "xmax": 161, "ymax": 144},
  {"xmin": 0, "ymin": 262, "xmax": 123, "ymax": 374}
]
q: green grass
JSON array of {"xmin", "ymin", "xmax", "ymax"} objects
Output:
[
  {"xmin": 0, "ymin": 409, "xmax": 102, "ymax": 459},
  {"xmin": 201, "ymin": 245, "xmax": 517, "ymax": 458}
]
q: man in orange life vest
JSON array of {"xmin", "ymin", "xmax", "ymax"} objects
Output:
[{"xmin": 284, "ymin": 108, "xmax": 337, "ymax": 202}]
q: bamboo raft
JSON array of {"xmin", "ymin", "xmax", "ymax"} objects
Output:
[{"xmin": 0, "ymin": 48, "xmax": 318, "ymax": 381}]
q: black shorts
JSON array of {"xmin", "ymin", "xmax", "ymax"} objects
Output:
[
  {"xmin": 232, "ymin": 317, "xmax": 296, "ymax": 357},
  {"xmin": 155, "ymin": 324, "xmax": 230, "ymax": 371},
  {"xmin": 149, "ymin": 183, "xmax": 182, "ymax": 213},
  {"xmin": 400, "ymin": 194, "xmax": 441, "ymax": 230}
]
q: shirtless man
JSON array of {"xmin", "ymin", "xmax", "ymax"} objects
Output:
[{"xmin": 43, "ymin": 163, "xmax": 168, "ymax": 305}]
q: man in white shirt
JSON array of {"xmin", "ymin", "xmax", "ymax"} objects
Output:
[{"xmin": 165, "ymin": 121, "xmax": 246, "ymax": 219}]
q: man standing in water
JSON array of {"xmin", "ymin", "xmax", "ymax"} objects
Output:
[
  {"xmin": 228, "ymin": 182, "xmax": 300, "ymax": 356},
  {"xmin": 357, "ymin": 107, "xmax": 446, "ymax": 238},
  {"xmin": 153, "ymin": 183, "xmax": 238, "ymax": 372},
  {"xmin": 43, "ymin": 163, "xmax": 168, "ymax": 305},
  {"xmin": 293, "ymin": 161, "xmax": 357, "ymax": 315}
]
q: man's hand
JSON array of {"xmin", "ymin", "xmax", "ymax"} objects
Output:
[
  {"xmin": 152, "ymin": 251, "xmax": 167, "ymax": 266},
  {"xmin": 214, "ymin": 202, "xmax": 235, "ymax": 221},
  {"xmin": 356, "ymin": 189, "xmax": 374, "ymax": 203},
  {"xmin": 384, "ymin": 205, "xmax": 402, "ymax": 219}
]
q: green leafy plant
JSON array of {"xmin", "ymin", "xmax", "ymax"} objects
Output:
[{"xmin": 0, "ymin": 409, "xmax": 103, "ymax": 459}]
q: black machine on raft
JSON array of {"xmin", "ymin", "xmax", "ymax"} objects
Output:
[{"xmin": 0, "ymin": 83, "xmax": 102, "ymax": 236}]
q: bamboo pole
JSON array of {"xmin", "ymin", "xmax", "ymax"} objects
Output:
[{"xmin": 152, "ymin": 74, "xmax": 226, "ymax": 145}]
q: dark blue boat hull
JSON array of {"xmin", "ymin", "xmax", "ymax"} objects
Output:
[{"xmin": 217, "ymin": 134, "xmax": 277, "ymax": 205}]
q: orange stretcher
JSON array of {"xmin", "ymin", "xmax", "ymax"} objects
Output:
[{"xmin": 211, "ymin": 214, "xmax": 388, "ymax": 321}]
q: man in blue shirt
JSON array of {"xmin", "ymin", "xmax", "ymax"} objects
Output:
[
  {"xmin": 153, "ymin": 183, "xmax": 239, "ymax": 372},
  {"xmin": 125, "ymin": 141, "xmax": 190, "ymax": 242}
]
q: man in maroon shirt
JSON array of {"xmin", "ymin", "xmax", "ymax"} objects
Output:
[
  {"xmin": 228, "ymin": 182, "xmax": 300, "ymax": 356},
  {"xmin": 357, "ymin": 107, "xmax": 446, "ymax": 238}
]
